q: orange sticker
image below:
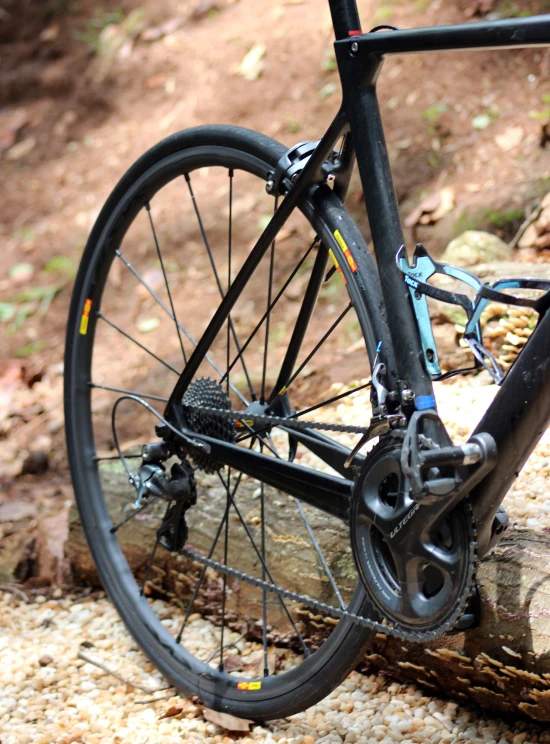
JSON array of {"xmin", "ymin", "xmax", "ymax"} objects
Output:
[
  {"xmin": 79, "ymin": 298, "xmax": 93, "ymax": 335},
  {"xmin": 334, "ymin": 229, "xmax": 357, "ymax": 272},
  {"xmin": 328, "ymin": 248, "xmax": 346, "ymax": 284},
  {"xmin": 237, "ymin": 681, "xmax": 262, "ymax": 690}
]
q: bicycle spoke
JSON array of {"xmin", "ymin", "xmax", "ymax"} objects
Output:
[
  {"xmin": 293, "ymin": 498, "xmax": 345, "ymax": 610},
  {"xmin": 283, "ymin": 303, "xmax": 352, "ymax": 393},
  {"xmin": 226, "ymin": 170, "xmax": 233, "ymax": 395},
  {"xmin": 140, "ymin": 535, "xmax": 161, "ymax": 596},
  {"xmin": 146, "ymin": 202, "xmax": 187, "ymax": 365},
  {"xmin": 216, "ymin": 470, "xmax": 311, "ymax": 657},
  {"xmin": 260, "ymin": 449, "xmax": 269, "ymax": 676},
  {"xmin": 115, "ymin": 249, "xmax": 248, "ymax": 405},
  {"xmin": 184, "ymin": 173, "xmax": 256, "ymax": 402},
  {"xmin": 236, "ymin": 381, "xmax": 371, "ymax": 445},
  {"xmin": 97, "ymin": 312, "xmax": 180, "ymax": 376},
  {"xmin": 221, "ymin": 238, "xmax": 319, "ymax": 386},
  {"xmin": 261, "ymin": 197, "xmax": 278, "ymax": 403},
  {"xmin": 110, "ymin": 497, "xmax": 160, "ymax": 533},
  {"xmin": 175, "ymin": 471, "xmax": 245, "ymax": 643},
  {"xmin": 218, "ymin": 467, "xmax": 231, "ymax": 671},
  {"xmin": 89, "ymin": 383, "xmax": 169, "ymax": 403}
]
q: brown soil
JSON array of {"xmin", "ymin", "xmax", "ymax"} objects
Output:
[{"xmin": 1, "ymin": 0, "xmax": 550, "ymax": 577}]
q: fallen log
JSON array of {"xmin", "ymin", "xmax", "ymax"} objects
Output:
[{"xmin": 66, "ymin": 466, "xmax": 550, "ymax": 722}]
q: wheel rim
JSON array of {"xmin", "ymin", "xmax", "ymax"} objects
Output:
[{"xmin": 68, "ymin": 142, "xmax": 376, "ymax": 701}]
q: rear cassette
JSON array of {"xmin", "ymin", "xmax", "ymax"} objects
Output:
[{"xmin": 182, "ymin": 377, "xmax": 235, "ymax": 473}]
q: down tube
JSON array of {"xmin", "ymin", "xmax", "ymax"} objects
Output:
[{"xmin": 472, "ymin": 307, "xmax": 550, "ymax": 557}]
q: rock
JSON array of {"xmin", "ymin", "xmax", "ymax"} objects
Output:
[
  {"xmin": 35, "ymin": 507, "xmax": 70, "ymax": 586},
  {"xmin": 0, "ymin": 501, "xmax": 37, "ymax": 522},
  {"xmin": 39, "ymin": 655, "xmax": 53, "ymax": 667},
  {"xmin": 440, "ymin": 231, "xmax": 512, "ymax": 268}
]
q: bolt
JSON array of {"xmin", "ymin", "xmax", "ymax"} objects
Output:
[
  {"xmin": 401, "ymin": 388, "xmax": 415, "ymax": 402},
  {"xmin": 351, "ymin": 41, "xmax": 359, "ymax": 54},
  {"xmin": 426, "ymin": 348, "xmax": 435, "ymax": 363},
  {"xmin": 291, "ymin": 172, "xmax": 300, "ymax": 183},
  {"xmin": 265, "ymin": 180, "xmax": 274, "ymax": 194},
  {"xmin": 414, "ymin": 291, "xmax": 421, "ymax": 301},
  {"xmin": 326, "ymin": 173, "xmax": 336, "ymax": 186}
]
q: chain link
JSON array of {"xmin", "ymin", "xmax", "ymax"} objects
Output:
[{"xmin": 183, "ymin": 404, "xmax": 371, "ymax": 435}]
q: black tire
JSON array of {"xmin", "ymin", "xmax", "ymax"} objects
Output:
[{"xmin": 64, "ymin": 125, "xmax": 384, "ymax": 719}]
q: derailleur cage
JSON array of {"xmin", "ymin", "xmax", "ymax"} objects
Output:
[{"xmin": 397, "ymin": 243, "xmax": 550, "ymax": 383}]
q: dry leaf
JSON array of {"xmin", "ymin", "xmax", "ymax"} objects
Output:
[
  {"xmin": 223, "ymin": 654, "xmax": 243, "ymax": 672},
  {"xmin": 203, "ymin": 708, "xmax": 252, "ymax": 732},
  {"xmin": 159, "ymin": 705, "xmax": 185, "ymax": 719},
  {"xmin": 136, "ymin": 268, "xmax": 164, "ymax": 300},
  {"xmin": 429, "ymin": 186, "xmax": 455, "ymax": 222},
  {"xmin": 495, "ymin": 126, "xmax": 524, "ymax": 152},
  {"xmin": 406, "ymin": 187, "xmax": 455, "ymax": 227},
  {"xmin": 404, "ymin": 192, "xmax": 441, "ymax": 228},
  {"xmin": 236, "ymin": 44, "xmax": 266, "ymax": 81},
  {"xmin": 6, "ymin": 137, "xmax": 36, "ymax": 161}
]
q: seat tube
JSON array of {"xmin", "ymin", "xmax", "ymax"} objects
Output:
[
  {"xmin": 335, "ymin": 45, "xmax": 435, "ymax": 402},
  {"xmin": 328, "ymin": 0, "xmax": 362, "ymax": 40}
]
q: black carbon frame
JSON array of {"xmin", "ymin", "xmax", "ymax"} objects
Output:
[{"xmin": 166, "ymin": 7, "xmax": 550, "ymax": 558}]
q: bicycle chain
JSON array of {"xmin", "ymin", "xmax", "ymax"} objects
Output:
[
  {"xmin": 183, "ymin": 404, "xmax": 371, "ymax": 435},
  {"xmin": 180, "ymin": 404, "xmax": 478, "ymax": 642}
]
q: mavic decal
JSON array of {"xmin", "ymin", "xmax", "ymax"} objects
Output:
[
  {"xmin": 80, "ymin": 298, "xmax": 92, "ymax": 335},
  {"xmin": 333, "ymin": 229, "xmax": 357, "ymax": 272},
  {"xmin": 237, "ymin": 681, "xmax": 262, "ymax": 690}
]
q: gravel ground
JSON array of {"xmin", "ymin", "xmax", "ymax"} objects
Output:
[{"xmin": 2, "ymin": 378, "xmax": 550, "ymax": 744}]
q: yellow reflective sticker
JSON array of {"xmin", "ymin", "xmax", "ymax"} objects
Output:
[
  {"xmin": 279, "ymin": 386, "xmax": 287, "ymax": 396},
  {"xmin": 237, "ymin": 681, "xmax": 262, "ymax": 690},
  {"xmin": 333, "ymin": 229, "xmax": 357, "ymax": 272},
  {"xmin": 80, "ymin": 298, "xmax": 92, "ymax": 335},
  {"xmin": 328, "ymin": 248, "xmax": 346, "ymax": 284}
]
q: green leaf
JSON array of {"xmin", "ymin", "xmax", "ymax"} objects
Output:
[
  {"xmin": 529, "ymin": 108, "xmax": 550, "ymax": 120},
  {"xmin": 542, "ymin": 94, "xmax": 550, "ymax": 104},
  {"xmin": 422, "ymin": 103, "xmax": 448, "ymax": 121},
  {"xmin": 15, "ymin": 340, "xmax": 45, "ymax": 358},
  {"xmin": 9, "ymin": 263, "xmax": 34, "ymax": 281},
  {"xmin": 16, "ymin": 285, "xmax": 60, "ymax": 302},
  {"xmin": 318, "ymin": 82, "xmax": 338, "ymax": 99},
  {"xmin": 138, "ymin": 317, "xmax": 160, "ymax": 333},
  {"xmin": 0, "ymin": 303, "xmax": 17, "ymax": 322},
  {"xmin": 472, "ymin": 114, "xmax": 492, "ymax": 130},
  {"xmin": 44, "ymin": 256, "xmax": 77, "ymax": 279},
  {"xmin": 321, "ymin": 50, "xmax": 337, "ymax": 72}
]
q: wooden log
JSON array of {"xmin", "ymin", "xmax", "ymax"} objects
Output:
[{"xmin": 66, "ymin": 465, "xmax": 550, "ymax": 721}]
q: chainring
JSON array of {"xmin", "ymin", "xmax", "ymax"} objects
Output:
[
  {"xmin": 182, "ymin": 377, "xmax": 235, "ymax": 473},
  {"xmin": 350, "ymin": 435, "xmax": 477, "ymax": 635}
]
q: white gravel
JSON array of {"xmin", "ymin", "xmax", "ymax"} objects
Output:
[
  {"xmin": 1, "ymin": 590, "xmax": 548, "ymax": 744},
  {"xmin": 2, "ymin": 378, "xmax": 550, "ymax": 742}
]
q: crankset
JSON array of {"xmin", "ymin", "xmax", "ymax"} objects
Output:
[{"xmin": 350, "ymin": 433, "xmax": 482, "ymax": 636}]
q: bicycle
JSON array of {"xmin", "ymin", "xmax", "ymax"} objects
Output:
[{"xmin": 64, "ymin": 1, "xmax": 550, "ymax": 720}]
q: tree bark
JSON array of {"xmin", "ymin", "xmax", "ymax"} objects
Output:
[{"xmin": 66, "ymin": 466, "xmax": 550, "ymax": 722}]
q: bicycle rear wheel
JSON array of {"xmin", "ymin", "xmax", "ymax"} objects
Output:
[{"xmin": 64, "ymin": 125, "xmax": 382, "ymax": 719}]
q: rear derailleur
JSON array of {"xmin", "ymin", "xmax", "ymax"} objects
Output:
[{"xmin": 133, "ymin": 442, "xmax": 196, "ymax": 553}]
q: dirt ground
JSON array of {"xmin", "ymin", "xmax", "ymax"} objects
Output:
[{"xmin": 1, "ymin": 0, "xmax": 550, "ymax": 583}]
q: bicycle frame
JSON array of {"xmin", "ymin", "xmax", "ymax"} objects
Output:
[{"xmin": 167, "ymin": 6, "xmax": 550, "ymax": 559}]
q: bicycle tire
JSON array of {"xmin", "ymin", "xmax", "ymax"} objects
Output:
[{"xmin": 64, "ymin": 125, "xmax": 386, "ymax": 720}]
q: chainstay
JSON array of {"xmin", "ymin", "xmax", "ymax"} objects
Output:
[{"xmin": 180, "ymin": 498, "xmax": 477, "ymax": 644}]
